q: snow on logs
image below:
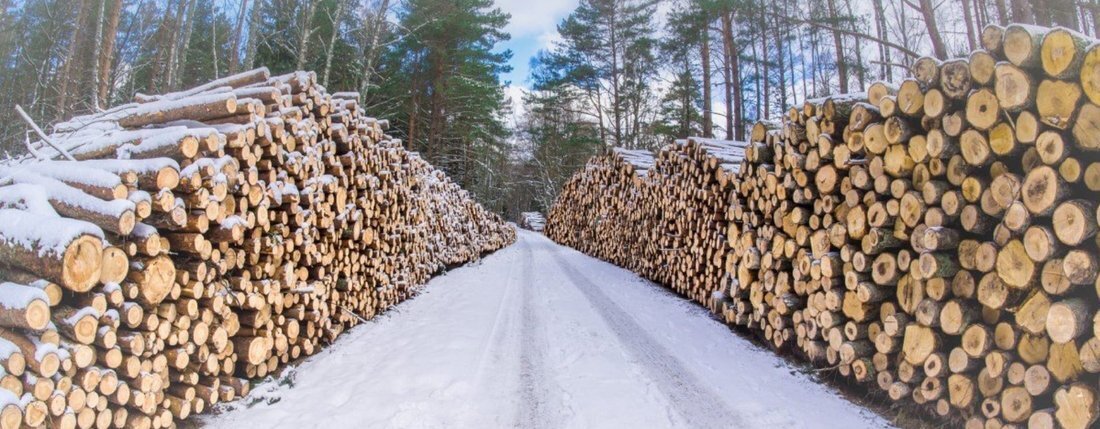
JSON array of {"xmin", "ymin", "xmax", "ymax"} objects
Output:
[
  {"xmin": 0, "ymin": 68, "xmax": 513, "ymax": 428},
  {"xmin": 547, "ymin": 23, "xmax": 1100, "ymax": 429}
]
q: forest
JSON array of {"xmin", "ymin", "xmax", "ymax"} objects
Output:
[{"xmin": 0, "ymin": 0, "xmax": 1091, "ymax": 218}]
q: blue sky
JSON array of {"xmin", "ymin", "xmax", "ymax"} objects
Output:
[{"xmin": 495, "ymin": 0, "xmax": 579, "ymax": 89}]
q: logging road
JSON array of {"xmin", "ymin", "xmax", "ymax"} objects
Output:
[{"xmin": 202, "ymin": 230, "xmax": 892, "ymax": 429}]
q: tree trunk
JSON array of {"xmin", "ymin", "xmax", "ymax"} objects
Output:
[
  {"xmin": 919, "ymin": 0, "xmax": 949, "ymax": 59},
  {"xmin": 296, "ymin": 0, "xmax": 318, "ymax": 71},
  {"xmin": 322, "ymin": 0, "xmax": 346, "ymax": 87},
  {"xmin": 701, "ymin": 20, "xmax": 713, "ymax": 138},
  {"xmin": 90, "ymin": 0, "xmax": 106, "ymax": 110},
  {"xmin": 872, "ymin": 0, "xmax": 891, "ymax": 81},
  {"xmin": 359, "ymin": 0, "xmax": 391, "ymax": 97},
  {"xmin": 772, "ymin": 9, "xmax": 787, "ymax": 106},
  {"xmin": 57, "ymin": 0, "xmax": 91, "ymax": 115},
  {"xmin": 1048, "ymin": 0, "xmax": 1079, "ymax": 27},
  {"xmin": 827, "ymin": 0, "xmax": 848, "ymax": 93},
  {"xmin": 721, "ymin": 11, "xmax": 736, "ymax": 140},
  {"xmin": 211, "ymin": 7, "xmax": 219, "ymax": 79},
  {"xmin": 166, "ymin": 0, "xmax": 190, "ymax": 90},
  {"xmin": 761, "ymin": 4, "xmax": 770, "ymax": 118},
  {"xmin": 244, "ymin": 0, "xmax": 262, "ymax": 70},
  {"xmin": 961, "ymin": 0, "xmax": 978, "ymax": 51},
  {"xmin": 229, "ymin": 0, "xmax": 249, "ymax": 74},
  {"xmin": 97, "ymin": 0, "xmax": 122, "ymax": 106},
  {"xmin": 843, "ymin": 0, "xmax": 865, "ymax": 90},
  {"xmin": 1011, "ymin": 0, "xmax": 1034, "ymax": 24},
  {"xmin": 996, "ymin": 0, "xmax": 1010, "ymax": 24}
]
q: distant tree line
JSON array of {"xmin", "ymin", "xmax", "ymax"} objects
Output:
[
  {"xmin": 0, "ymin": 0, "xmax": 514, "ymax": 212},
  {"xmin": 1, "ymin": 0, "xmax": 1097, "ymax": 219},
  {"xmin": 505, "ymin": 0, "xmax": 1099, "ymax": 218}
]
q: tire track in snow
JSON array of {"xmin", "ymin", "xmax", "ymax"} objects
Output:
[
  {"xmin": 516, "ymin": 240, "xmax": 552, "ymax": 428},
  {"xmin": 543, "ymin": 242, "xmax": 749, "ymax": 428}
]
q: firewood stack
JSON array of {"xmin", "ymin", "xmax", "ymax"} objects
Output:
[
  {"xmin": 547, "ymin": 23, "xmax": 1100, "ymax": 429},
  {"xmin": 0, "ymin": 68, "xmax": 513, "ymax": 428}
]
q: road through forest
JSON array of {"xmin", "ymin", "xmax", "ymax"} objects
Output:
[{"xmin": 203, "ymin": 230, "xmax": 891, "ymax": 429}]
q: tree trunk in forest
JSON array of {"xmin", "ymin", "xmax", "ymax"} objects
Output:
[
  {"xmin": 772, "ymin": 10, "xmax": 788, "ymax": 107},
  {"xmin": 296, "ymin": 0, "xmax": 318, "ymax": 71},
  {"xmin": 229, "ymin": 0, "xmax": 250, "ymax": 74},
  {"xmin": 360, "ymin": 0, "xmax": 391, "ymax": 98},
  {"xmin": 1011, "ymin": 0, "xmax": 1034, "ymax": 23},
  {"xmin": 843, "ymin": 0, "xmax": 865, "ymax": 90},
  {"xmin": 722, "ymin": 11, "xmax": 742, "ymax": 141},
  {"xmin": 98, "ymin": 0, "xmax": 122, "ymax": 105},
  {"xmin": 826, "ymin": 0, "xmax": 848, "ymax": 93},
  {"xmin": 810, "ymin": 15, "xmax": 820, "ymax": 96},
  {"xmin": 962, "ymin": 0, "xmax": 978, "ymax": 51},
  {"xmin": 995, "ymin": 0, "xmax": 1009, "ymax": 24},
  {"xmin": 211, "ymin": 9, "xmax": 219, "ymax": 78},
  {"xmin": 872, "ymin": 0, "xmax": 891, "ymax": 81},
  {"xmin": 90, "ymin": 0, "xmax": 105, "ymax": 110},
  {"xmin": 1047, "ymin": 0, "xmax": 1079, "ymax": 27},
  {"xmin": 761, "ymin": 4, "xmax": 770, "ymax": 119},
  {"xmin": 1034, "ymin": 0, "xmax": 1052, "ymax": 25},
  {"xmin": 244, "ymin": 0, "xmax": 261, "ymax": 70},
  {"xmin": 919, "ymin": 0, "xmax": 948, "ymax": 59},
  {"xmin": 751, "ymin": 18, "xmax": 761, "ymax": 120},
  {"xmin": 701, "ymin": 21, "xmax": 713, "ymax": 138},
  {"xmin": 165, "ymin": 0, "xmax": 190, "ymax": 91},
  {"xmin": 175, "ymin": 0, "xmax": 198, "ymax": 89},
  {"xmin": 798, "ymin": 26, "xmax": 808, "ymax": 99},
  {"xmin": 57, "ymin": 0, "xmax": 91, "ymax": 116},
  {"xmin": 322, "ymin": 0, "xmax": 346, "ymax": 87},
  {"xmin": 609, "ymin": 7, "xmax": 623, "ymax": 146}
]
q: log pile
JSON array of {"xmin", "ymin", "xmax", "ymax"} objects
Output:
[
  {"xmin": 518, "ymin": 212, "xmax": 545, "ymax": 232},
  {"xmin": 547, "ymin": 23, "xmax": 1100, "ymax": 428},
  {"xmin": 546, "ymin": 147, "xmax": 654, "ymax": 273},
  {"xmin": 547, "ymin": 139, "xmax": 745, "ymax": 310},
  {"xmin": 0, "ymin": 68, "xmax": 513, "ymax": 428}
]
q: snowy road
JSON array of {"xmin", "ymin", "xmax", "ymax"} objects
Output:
[{"xmin": 202, "ymin": 230, "xmax": 892, "ymax": 429}]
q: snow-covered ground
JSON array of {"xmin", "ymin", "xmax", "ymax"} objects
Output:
[{"xmin": 202, "ymin": 230, "xmax": 892, "ymax": 429}]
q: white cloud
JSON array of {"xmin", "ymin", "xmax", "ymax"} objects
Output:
[
  {"xmin": 495, "ymin": 0, "xmax": 579, "ymax": 39},
  {"xmin": 537, "ymin": 30, "xmax": 563, "ymax": 50},
  {"xmin": 503, "ymin": 83, "xmax": 530, "ymax": 118}
]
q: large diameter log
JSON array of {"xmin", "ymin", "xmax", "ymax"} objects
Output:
[
  {"xmin": 0, "ymin": 209, "xmax": 102, "ymax": 292},
  {"xmin": 1054, "ymin": 383, "xmax": 1099, "ymax": 429},
  {"xmin": 1041, "ymin": 28, "xmax": 1088, "ymax": 79}
]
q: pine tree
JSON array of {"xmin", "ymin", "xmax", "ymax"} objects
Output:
[{"xmin": 370, "ymin": 0, "xmax": 513, "ymax": 210}]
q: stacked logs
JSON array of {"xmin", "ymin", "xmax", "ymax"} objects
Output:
[
  {"xmin": 546, "ymin": 148, "xmax": 654, "ymax": 273},
  {"xmin": 0, "ymin": 68, "xmax": 513, "ymax": 428},
  {"xmin": 547, "ymin": 139, "xmax": 745, "ymax": 310},
  {"xmin": 547, "ymin": 23, "xmax": 1100, "ymax": 429},
  {"xmin": 518, "ymin": 212, "xmax": 545, "ymax": 232}
]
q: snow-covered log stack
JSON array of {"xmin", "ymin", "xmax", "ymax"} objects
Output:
[
  {"xmin": 547, "ymin": 139, "xmax": 745, "ymax": 311},
  {"xmin": 547, "ymin": 23, "xmax": 1100, "ymax": 428},
  {"xmin": 518, "ymin": 212, "xmax": 545, "ymax": 232},
  {"xmin": 644, "ymin": 138, "xmax": 744, "ymax": 310},
  {"xmin": 546, "ymin": 148, "xmax": 654, "ymax": 273},
  {"xmin": 0, "ymin": 68, "xmax": 513, "ymax": 428}
]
